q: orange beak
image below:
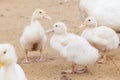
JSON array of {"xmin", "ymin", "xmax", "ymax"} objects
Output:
[
  {"xmin": 0, "ymin": 61, "xmax": 3, "ymax": 68},
  {"xmin": 79, "ymin": 21, "xmax": 87, "ymax": 30},
  {"xmin": 0, "ymin": 49, "xmax": 5, "ymax": 68},
  {"xmin": 43, "ymin": 14, "xmax": 52, "ymax": 20},
  {"xmin": 46, "ymin": 29, "xmax": 54, "ymax": 34}
]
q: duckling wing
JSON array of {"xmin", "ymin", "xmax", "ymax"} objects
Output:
[
  {"xmin": 95, "ymin": 26, "xmax": 119, "ymax": 49},
  {"xmin": 50, "ymin": 33, "xmax": 79, "ymax": 57},
  {"xmin": 65, "ymin": 36, "xmax": 100, "ymax": 65},
  {"xmin": 92, "ymin": 26, "xmax": 116, "ymax": 46}
]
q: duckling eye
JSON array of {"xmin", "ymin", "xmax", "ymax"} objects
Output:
[
  {"xmin": 3, "ymin": 51, "xmax": 7, "ymax": 54},
  {"xmin": 55, "ymin": 25, "xmax": 58, "ymax": 27},
  {"xmin": 88, "ymin": 19, "xmax": 91, "ymax": 22},
  {"xmin": 39, "ymin": 11, "xmax": 42, "ymax": 14}
]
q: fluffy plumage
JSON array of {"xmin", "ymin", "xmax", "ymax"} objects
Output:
[
  {"xmin": 20, "ymin": 9, "xmax": 51, "ymax": 63},
  {"xmin": 48, "ymin": 22, "xmax": 100, "ymax": 73},
  {"xmin": 80, "ymin": 17, "xmax": 119, "ymax": 63},
  {"xmin": 79, "ymin": 0, "xmax": 120, "ymax": 32},
  {"xmin": 0, "ymin": 44, "xmax": 27, "ymax": 80},
  {"xmin": 20, "ymin": 21, "xmax": 46, "ymax": 51}
]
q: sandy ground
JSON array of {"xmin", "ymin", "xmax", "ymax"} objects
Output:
[{"xmin": 0, "ymin": 0, "xmax": 120, "ymax": 80}]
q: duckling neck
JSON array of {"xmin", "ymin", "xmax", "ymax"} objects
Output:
[
  {"xmin": 56, "ymin": 32, "xmax": 67, "ymax": 36},
  {"xmin": 31, "ymin": 17, "xmax": 40, "ymax": 25},
  {"xmin": 85, "ymin": 26, "xmax": 96, "ymax": 31},
  {"xmin": 3, "ymin": 62, "xmax": 16, "ymax": 68},
  {"xmin": 86, "ymin": 23, "xmax": 97, "ymax": 29},
  {"xmin": 84, "ymin": 28, "xmax": 92, "ymax": 32},
  {"xmin": 86, "ymin": 27, "xmax": 95, "ymax": 30}
]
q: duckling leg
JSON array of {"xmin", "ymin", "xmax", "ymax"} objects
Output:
[
  {"xmin": 98, "ymin": 49, "xmax": 108, "ymax": 64},
  {"xmin": 71, "ymin": 63, "xmax": 76, "ymax": 73},
  {"xmin": 36, "ymin": 48, "xmax": 46, "ymax": 62},
  {"xmin": 61, "ymin": 63, "xmax": 76, "ymax": 74},
  {"xmin": 23, "ymin": 49, "xmax": 32, "ymax": 64}
]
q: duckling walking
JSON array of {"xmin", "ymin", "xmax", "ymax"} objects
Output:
[{"xmin": 47, "ymin": 22, "xmax": 100, "ymax": 74}]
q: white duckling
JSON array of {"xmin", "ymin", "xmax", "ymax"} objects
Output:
[
  {"xmin": 0, "ymin": 44, "xmax": 27, "ymax": 80},
  {"xmin": 80, "ymin": 17, "xmax": 119, "ymax": 64},
  {"xmin": 79, "ymin": 0, "xmax": 120, "ymax": 32},
  {"xmin": 20, "ymin": 9, "xmax": 51, "ymax": 63},
  {"xmin": 47, "ymin": 22, "xmax": 100, "ymax": 74}
]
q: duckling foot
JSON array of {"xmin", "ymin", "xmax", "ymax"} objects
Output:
[
  {"xmin": 22, "ymin": 59, "xmax": 32, "ymax": 64},
  {"xmin": 76, "ymin": 66, "xmax": 88, "ymax": 73},
  {"xmin": 36, "ymin": 58, "xmax": 46, "ymax": 62},
  {"xmin": 61, "ymin": 70, "xmax": 75, "ymax": 74},
  {"xmin": 97, "ymin": 58, "xmax": 106, "ymax": 64}
]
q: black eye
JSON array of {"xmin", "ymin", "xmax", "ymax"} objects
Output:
[
  {"xmin": 3, "ymin": 51, "xmax": 6, "ymax": 54},
  {"xmin": 88, "ymin": 19, "xmax": 91, "ymax": 22},
  {"xmin": 39, "ymin": 11, "xmax": 42, "ymax": 14},
  {"xmin": 55, "ymin": 25, "xmax": 58, "ymax": 27}
]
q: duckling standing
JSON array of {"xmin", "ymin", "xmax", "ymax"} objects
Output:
[
  {"xmin": 47, "ymin": 22, "xmax": 100, "ymax": 74},
  {"xmin": 0, "ymin": 44, "xmax": 27, "ymax": 80},
  {"xmin": 20, "ymin": 9, "xmax": 51, "ymax": 63},
  {"xmin": 80, "ymin": 17, "xmax": 119, "ymax": 64}
]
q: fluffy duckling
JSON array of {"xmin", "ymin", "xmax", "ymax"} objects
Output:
[
  {"xmin": 47, "ymin": 22, "xmax": 100, "ymax": 74},
  {"xmin": 20, "ymin": 9, "xmax": 51, "ymax": 63},
  {"xmin": 0, "ymin": 44, "xmax": 27, "ymax": 80},
  {"xmin": 80, "ymin": 17, "xmax": 119, "ymax": 64}
]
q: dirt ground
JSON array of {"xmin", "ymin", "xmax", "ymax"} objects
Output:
[{"xmin": 0, "ymin": 0, "xmax": 120, "ymax": 80}]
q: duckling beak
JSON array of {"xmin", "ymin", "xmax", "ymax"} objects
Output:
[
  {"xmin": 0, "ymin": 62, "xmax": 3, "ymax": 68},
  {"xmin": 46, "ymin": 29, "xmax": 54, "ymax": 34},
  {"xmin": 79, "ymin": 21, "xmax": 87, "ymax": 30},
  {"xmin": 43, "ymin": 14, "xmax": 52, "ymax": 20}
]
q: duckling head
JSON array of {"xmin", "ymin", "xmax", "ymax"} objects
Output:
[
  {"xmin": 32, "ymin": 9, "xmax": 51, "ymax": 21},
  {"xmin": 79, "ymin": 17, "xmax": 97, "ymax": 29},
  {"xmin": 47, "ymin": 22, "xmax": 67, "ymax": 35},
  {"xmin": 0, "ymin": 44, "xmax": 17, "ymax": 67}
]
